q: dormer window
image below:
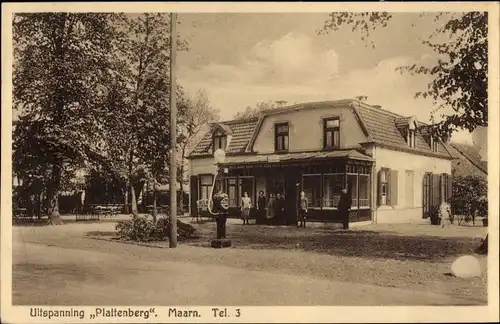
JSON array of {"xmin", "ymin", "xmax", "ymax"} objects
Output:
[
  {"xmin": 431, "ymin": 137, "xmax": 439, "ymax": 152},
  {"xmin": 395, "ymin": 116, "xmax": 418, "ymax": 149},
  {"xmin": 407, "ymin": 129, "xmax": 416, "ymax": 148},
  {"xmin": 213, "ymin": 131, "xmax": 227, "ymax": 151}
]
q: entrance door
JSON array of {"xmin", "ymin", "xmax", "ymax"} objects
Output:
[
  {"xmin": 284, "ymin": 174, "xmax": 300, "ymax": 225},
  {"xmin": 423, "ymin": 173, "xmax": 432, "ymax": 219}
]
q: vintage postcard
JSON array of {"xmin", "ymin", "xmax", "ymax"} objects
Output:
[{"xmin": 1, "ymin": 2, "xmax": 499, "ymax": 323}]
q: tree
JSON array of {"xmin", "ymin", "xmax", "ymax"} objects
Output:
[
  {"xmin": 13, "ymin": 13, "xmax": 122, "ymax": 224},
  {"xmin": 98, "ymin": 13, "xmax": 189, "ymax": 217},
  {"xmin": 233, "ymin": 100, "xmax": 278, "ymax": 119},
  {"xmin": 177, "ymin": 89, "xmax": 220, "ymax": 206},
  {"xmin": 320, "ymin": 12, "xmax": 489, "ymax": 252},
  {"xmin": 319, "ymin": 12, "xmax": 488, "ymax": 139}
]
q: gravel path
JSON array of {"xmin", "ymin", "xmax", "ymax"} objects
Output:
[{"xmin": 12, "ymin": 221, "xmax": 488, "ymax": 304}]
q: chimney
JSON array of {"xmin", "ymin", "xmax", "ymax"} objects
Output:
[{"xmin": 355, "ymin": 95, "xmax": 368, "ymax": 102}]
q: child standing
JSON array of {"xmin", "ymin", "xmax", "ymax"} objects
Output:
[{"xmin": 241, "ymin": 192, "xmax": 252, "ymax": 225}]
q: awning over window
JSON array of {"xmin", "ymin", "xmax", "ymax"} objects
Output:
[{"xmin": 219, "ymin": 149, "xmax": 373, "ymax": 168}]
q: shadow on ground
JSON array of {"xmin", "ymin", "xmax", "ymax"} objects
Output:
[{"xmin": 188, "ymin": 224, "xmax": 483, "ymax": 262}]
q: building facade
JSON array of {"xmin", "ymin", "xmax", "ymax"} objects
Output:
[{"xmin": 188, "ymin": 99, "xmax": 454, "ymax": 224}]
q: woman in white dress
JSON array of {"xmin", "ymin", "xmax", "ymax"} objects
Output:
[{"xmin": 241, "ymin": 192, "xmax": 252, "ymax": 225}]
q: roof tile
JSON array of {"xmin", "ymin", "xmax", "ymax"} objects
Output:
[
  {"xmin": 189, "ymin": 118, "xmax": 259, "ymax": 157},
  {"xmin": 355, "ymin": 104, "xmax": 451, "ymax": 158},
  {"xmin": 189, "ymin": 100, "xmax": 453, "ymax": 160}
]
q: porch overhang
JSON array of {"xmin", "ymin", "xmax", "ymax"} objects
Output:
[{"xmin": 219, "ymin": 149, "xmax": 373, "ymax": 169}]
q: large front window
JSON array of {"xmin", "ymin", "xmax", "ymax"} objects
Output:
[
  {"xmin": 302, "ymin": 174, "xmax": 321, "ymax": 208},
  {"xmin": 358, "ymin": 175, "xmax": 370, "ymax": 208},
  {"xmin": 347, "ymin": 173, "xmax": 358, "ymax": 208},
  {"xmin": 323, "ymin": 174, "xmax": 343, "ymax": 208},
  {"xmin": 275, "ymin": 123, "xmax": 289, "ymax": 151}
]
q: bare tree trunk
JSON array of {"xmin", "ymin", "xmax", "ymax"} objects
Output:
[
  {"xmin": 28, "ymin": 195, "xmax": 34, "ymax": 218},
  {"xmin": 124, "ymin": 149, "xmax": 134, "ymax": 214},
  {"xmin": 47, "ymin": 161, "xmax": 63, "ymax": 225},
  {"xmin": 178, "ymin": 145, "xmax": 186, "ymax": 213},
  {"xmin": 124, "ymin": 185, "xmax": 130, "ymax": 214},
  {"xmin": 152, "ymin": 188, "xmax": 157, "ymax": 223},
  {"xmin": 131, "ymin": 184, "xmax": 138, "ymax": 216},
  {"xmin": 36, "ymin": 193, "xmax": 42, "ymax": 220}
]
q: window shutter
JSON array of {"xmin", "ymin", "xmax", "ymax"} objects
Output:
[
  {"xmin": 432, "ymin": 174, "xmax": 440, "ymax": 207},
  {"xmin": 190, "ymin": 175, "xmax": 199, "ymax": 217},
  {"xmin": 386, "ymin": 170, "xmax": 391, "ymax": 205},
  {"xmin": 377, "ymin": 169, "xmax": 382, "ymax": 206},
  {"xmin": 447, "ymin": 174, "xmax": 453, "ymax": 203},
  {"xmin": 389, "ymin": 170, "xmax": 398, "ymax": 206}
]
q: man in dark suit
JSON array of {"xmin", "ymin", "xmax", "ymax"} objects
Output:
[
  {"xmin": 274, "ymin": 193, "xmax": 285, "ymax": 225},
  {"xmin": 257, "ymin": 190, "xmax": 267, "ymax": 225},
  {"xmin": 338, "ymin": 188, "xmax": 352, "ymax": 230}
]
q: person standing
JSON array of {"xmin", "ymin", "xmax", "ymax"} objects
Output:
[
  {"xmin": 297, "ymin": 191, "xmax": 308, "ymax": 228},
  {"xmin": 274, "ymin": 193, "xmax": 285, "ymax": 225},
  {"xmin": 338, "ymin": 188, "xmax": 352, "ymax": 230},
  {"xmin": 257, "ymin": 190, "xmax": 267, "ymax": 225},
  {"xmin": 267, "ymin": 193, "xmax": 275, "ymax": 221},
  {"xmin": 241, "ymin": 192, "xmax": 252, "ymax": 225}
]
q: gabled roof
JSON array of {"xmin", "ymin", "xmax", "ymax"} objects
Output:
[
  {"xmin": 394, "ymin": 116, "xmax": 418, "ymax": 130},
  {"xmin": 449, "ymin": 142, "xmax": 487, "ymax": 178},
  {"xmin": 189, "ymin": 99, "xmax": 453, "ymax": 160},
  {"xmin": 189, "ymin": 118, "xmax": 259, "ymax": 157},
  {"xmin": 215, "ymin": 123, "xmax": 233, "ymax": 135},
  {"xmin": 353, "ymin": 102, "xmax": 452, "ymax": 159}
]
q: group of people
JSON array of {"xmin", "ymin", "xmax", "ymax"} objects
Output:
[
  {"xmin": 240, "ymin": 191, "xmax": 286, "ymax": 225},
  {"xmin": 240, "ymin": 188, "xmax": 352, "ymax": 229}
]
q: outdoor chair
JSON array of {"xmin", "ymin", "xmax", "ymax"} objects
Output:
[
  {"xmin": 76, "ymin": 205, "xmax": 100, "ymax": 222},
  {"xmin": 13, "ymin": 207, "xmax": 35, "ymax": 225},
  {"xmin": 194, "ymin": 199, "xmax": 212, "ymax": 223}
]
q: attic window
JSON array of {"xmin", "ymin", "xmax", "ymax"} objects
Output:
[
  {"xmin": 431, "ymin": 137, "xmax": 439, "ymax": 152},
  {"xmin": 407, "ymin": 129, "xmax": 416, "ymax": 148},
  {"xmin": 213, "ymin": 131, "xmax": 227, "ymax": 151}
]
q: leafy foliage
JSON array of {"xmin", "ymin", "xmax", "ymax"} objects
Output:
[
  {"xmin": 233, "ymin": 100, "xmax": 279, "ymax": 119},
  {"xmin": 319, "ymin": 12, "xmax": 488, "ymax": 139},
  {"xmin": 115, "ymin": 215, "xmax": 196, "ymax": 242},
  {"xmin": 451, "ymin": 175, "xmax": 488, "ymax": 219},
  {"xmin": 177, "ymin": 89, "xmax": 220, "ymax": 190},
  {"xmin": 92, "ymin": 13, "xmax": 191, "ymax": 215},
  {"xmin": 13, "ymin": 13, "xmax": 123, "ymax": 222}
]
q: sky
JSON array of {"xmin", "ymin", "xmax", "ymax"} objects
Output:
[{"xmin": 175, "ymin": 12, "xmax": 474, "ymax": 143}]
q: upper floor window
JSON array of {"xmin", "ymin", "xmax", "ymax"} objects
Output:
[
  {"xmin": 213, "ymin": 131, "xmax": 227, "ymax": 151},
  {"xmin": 324, "ymin": 118, "xmax": 340, "ymax": 149},
  {"xmin": 407, "ymin": 129, "xmax": 416, "ymax": 148},
  {"xmin": 431, "ymin": 137, "xmax": 439, "ymax": 152},
  {"xmin": 274, "ymin": 122, "xmax": 289, "ymax": 151}
]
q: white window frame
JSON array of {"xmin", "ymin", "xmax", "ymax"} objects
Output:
[
  {"xmin": 379, "ymin": 168, "xmax": 390, "ymax": 206},
  {"xmin": 346, "ymin": 172, "xmax": 359, "ymax": 210},
  {"xmin": 302, "ymin": 173, "xmax": 322, "ymax": 209},
  {"xmin": 358, "ymin": 174, "xmax": 371, "ymax": 209},
  {"xmin": 322, "ymin": 173, "xmax": 344, "ymax": 210},
  {"xmin": 407, "ymin": 129, "xmax": 416, "ymax": 148}
]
